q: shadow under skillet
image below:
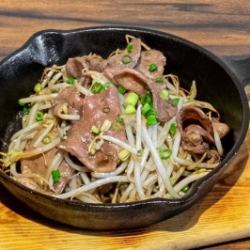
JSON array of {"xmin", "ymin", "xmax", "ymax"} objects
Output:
[{"xmin": 0, "ymin": 142, "xmax": 248, "ymax": 237}]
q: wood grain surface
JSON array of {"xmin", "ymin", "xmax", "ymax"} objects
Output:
[{"xmin": 0, "ymin": 1, "xmax": 250, "ymax": 249}]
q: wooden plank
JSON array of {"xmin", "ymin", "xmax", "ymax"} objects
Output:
[{"xmin": 0, "ymin": 1, "xmax": 250, "ymax": 249}]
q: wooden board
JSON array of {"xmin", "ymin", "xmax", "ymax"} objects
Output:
[{"xmin": 0, "ymin": 1, "xmax": 250, "ymax": 249}]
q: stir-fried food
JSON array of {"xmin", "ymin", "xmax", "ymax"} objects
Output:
[{"xmin": 0, "ymin": 35, "xmax": 230, "ymax": 203}]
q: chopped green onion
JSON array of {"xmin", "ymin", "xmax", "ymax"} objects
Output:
[
  {"xmin": 125, "ymin": 105, "xmax": 136, "ymax": 115},
  {"xmin": 147, "ymin": 114, "xmax": 158, "ymax": 126},
  {"xmin": 66, "ymin": 76, "xmax": 76, "ymax": 85},
  {"xmin": 136, "ymin": 149, "xmax": 143, "ymax": 157},
  {"xmin": 117, "ymin": 86, "xmax": 126, "ymax": 94},
  {"xmin": 91, "ymin": 126, "xmax": 100, "ymax": 135},
  {"xmin": 194, "ymin": 169, "xmax": 206, "ymax": 174},
  {"xmin": 148, "ymin": 63, "xmax": 158, "ymax": 72},
  {"xmin": 91, "ymin": 82, "xmax": 105, "ymax": 94},
  {"xmin": 18, "ymin": 99, "xmax": 24, "ymax": 106},
  {"xmin": 112, "ymin": 115, "xmax": 124, "ymax": 131},
  {"xmin": 35, "ymin": 111, "xmax": 44, "ymax": 122},
  {"xmin": 115, "ymin": 114, "xmax": 124, "ymax": 124},
  {"xmin": 141, "ymin": 93, "xmax": 152, "ymax": 105},
  {"xmin": 23, "ymin": 106, "xmax": 30, "ymax": 115},
  {"xmin": 181, "ymin": 185, "xmax": 189, "ymax": 193},
  {"xmin": 126, "ymin": 43, "xmax": 133, "ymax": 53},
  {"xmin": 155, "ymin": 76, "xmax": 164, "ymax": 83},
  {"xmin": 169, "ymin": 122, "xmax": 177, "ymax": 137},
  {"xmin": 160, "ymin": 90, "xmax": 169, "ymax": 100},
  {"xmin": 51, "ymin": 169, "xmax": 61, "ymax": 183},
  {"xmin": 171, "ymin": 98, "xmax": 180, "ymax": 106},
  {"xmin": 141, "ymin": 103, "xmax": 152, "ymax": 116},
  {"xmin": 122, "ymin": 55, "xmax": 132, "ymax": 64},
  {"xmin": 111, "ymin": 121, "xmax": 123, "ymax": 131},
  {"xmin": 104, "ymin": 81, "xmax": 112, "ymax": 89},
  {"xmin": 124, "ymin": 92, "xmax": 139, "ymax": 107},
  {"xmin": 42, "ymin": 135, "xmax": 51, "ymax": 144},
  {"xmin": 118, "ymin": 149, "xmax": 131, "ymax": 161},
  {"xmin": 158, "ymin": 147, "xmax": 172, "ymax": 160},
  {"xmin": 34, "ymin": 83, "xmax": 42, "ymax": 93}
]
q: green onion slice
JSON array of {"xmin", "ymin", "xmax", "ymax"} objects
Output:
[
  {"xmin": 91, "ymin": 82, "xmax": 105, "ymax": 94},
  {"xmin": 35, "ymin": 111, "xmax": 44, "ymax": 122},
  {"xmin": 66, "ymin": 76, "xmax": 76, "ymax": 85},
  {"xmin": 148, "ymin": 63, "xmax": 158, "ymax": 72},
  {"xmin": 171, "ymin": 98, "xmax": 180, "ymax": 106},
  {"xmin": 147, "ymin": 114, "xmax": 158, "ymax": 126},
  {"xmin": 117, "ymin": 86, "xmax": 126, "ymax": 94},
  {"xmin": 160, "ymin": 90, "xmax": 169, "ymax": 100},
  {"xmin": 122, "ymin": 55, "xmax": 132, "ymax": 64},
  {"xmin": 158, "ymin": 147, "xmax": 172, "ymax": 160},
  {"xmin": 51, "ymin": 169, "xmax": 61, "ymax": 183},
  {"xmin": 126, "ymin": 43, "xmax": 133, "ymax": 53},
  {"xmin": 169, "ymin": 122, "xmax": 177, "ymax": 137}
]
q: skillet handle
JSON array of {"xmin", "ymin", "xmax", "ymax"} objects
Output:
[{"xmin": 224, "ymin": 57, "xmax": 250, "ymax": 87}]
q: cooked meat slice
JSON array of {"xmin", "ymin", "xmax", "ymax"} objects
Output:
[
  {"xmin": 62, "ymin": 86, "xmax": 126, "ymax": 172},
  {"xmin": 66, "ymin": 54, "xmax": 106, "ymax": 79},
  {"xmin": 21, "ymin": 148, "xmax": 74, "ymax": 194},
  {"xmin": 21, "ymin": 128, "xmax": 74, "ymax": 194},
  {"xmin": 113, "ymin": 68, "xmax": 148, "ymax": 95},
  {"xmin": 104, "ymin": 38, "xmax": 141, "ymax": 80},
  {"xmin": 206, "ymin": 149, "xmax": 220, "ymax": 164},
  {"xmin": 53, "ymin": 161, "xmax": 75, "ymax": 194},
  {"xmin": 149, "ymin": 82, "xmax": 177, "ymax": 122},
  {"xmin": 65, "ymin": 57, "xmax": 83, "ymax": 79},
  {"xmin": 110, "ymin": 67, "xmax": 176, "ymax": 122},
  {"xmin": 212, "ymin": 121, "xmax": 230, "ymax": 138},
  {"xmin": 182, "ymin": 124, "xmax": 211, "ymax": 154},
  {"xmin": 177, "ymin": 106, "xmax": 214, "ymax": 155},
  {"xmin": 52, "ymin": 86, "xmax": 84, "ymax": 116},
  {"xmin": 21, "ymin": 148, "xmax": 57, "ymax": 178},
  {"xmin": 137, "ymin": 49, "xmax": 166, "ymax": 79}
]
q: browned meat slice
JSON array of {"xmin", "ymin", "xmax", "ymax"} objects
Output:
[
  {"xmin": 21, "ymin": 148, "xmax": 74, "ymax": 194},
  {"xmin": 104, "ymin": 38, "xmax": 141, "ymax": 80},
  {"xmin": 177, "ymin": 106, "xmax": 214, "ymax": 155},
  {"xmin": 66, "ymin": 54, "xmax": 106, "ymax": 79},
  {"xmin": 110, "ymin": 67, "xmax": 176, "ymax": 122},
  {"xmin": 52, "ymin": 86, "xmax": 84, "ymax": 116},
  {"xmin": 212, "ymin": 121, "xmax": 230, "ymax": 138},
  {"xmin": 113, "ymin": 68, "xmax": 148, "ymax": 95},
  {"xmin": 62, "ymin": 86, "xmax": 126, "ymax": 172},
  {"xmin": 21, "ymin": 126, "xmax": 74, "ymax": 194},
  {"xmin": 182, "ymin": 124, "xmax": 212, "ymax": 154},
  {"xmin": 137, "ymin": 49, "xmax": 166, "ymax": 79},
  {"xmin": 206, "ymin": 149, "xmax": 220, "ymax": 164},
  {"xmin": 149, "ymin": 82, "xmax": 177, "ymax": 122}
]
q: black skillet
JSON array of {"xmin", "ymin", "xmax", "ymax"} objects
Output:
[{"xmin": 0, "ymin": 26, "xmax": 249, "ymax": 230}]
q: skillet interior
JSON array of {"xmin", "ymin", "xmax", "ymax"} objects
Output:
[{"xmin": 0, "ymin": 26, "xmax": 248, "ymax": 230}]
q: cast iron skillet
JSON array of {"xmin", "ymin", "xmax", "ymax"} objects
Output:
[{"xmin": 0, "ymin": 26, "xmax": 249, "ymax": 230}]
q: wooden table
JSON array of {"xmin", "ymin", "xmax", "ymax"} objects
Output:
[{"xmin": 0, "ymin": 1, "xmax": 250, "ymax": 249}]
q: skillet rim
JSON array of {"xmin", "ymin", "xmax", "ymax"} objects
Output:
[{"xmin": 0, "ymin": 25, "xmax": 249, "ymax": 210}]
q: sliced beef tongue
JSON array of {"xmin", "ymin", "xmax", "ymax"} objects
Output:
[
  {"xmin": 62, "ymin": 86, "xmax": 126, "ymax": 172},
  {"xmin": 21, "ymin": 129, "xmax": 74, "ymax": 194},
  {"xmin": 113, "ymin": 68, "xmax": 148, "ymax": 95},
  {"xmin": 52, "ymin": 86, "xmax": 84, "ymax": 117},
  {"xmin": 66, "ymin": 54, "xmax": 107, "ymax": 79},
  {"xmin": 149, "ymin": 82, "xmax": 177, "ymax": 122},
  {"xmin": 104, "ymin": 38, "xmax": 141, "ymax": 80},
  {"xmin": 137, "ymin": 49, "xmax": 166, "ymax": 79},
  {"xmin": 176, "ymin": 106, "xmax": 214, "ymax": 155}
]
